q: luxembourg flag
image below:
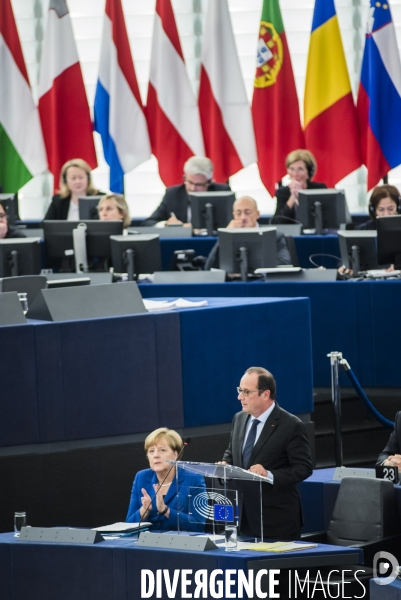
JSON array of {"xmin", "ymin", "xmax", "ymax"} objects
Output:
[
  {"xmin": 357, "ymin": 0, "xmax": 401, "ymax": 189},
  {"xmin": 94, "ymin": 0, "xmax": 151, "ymax": 193}
]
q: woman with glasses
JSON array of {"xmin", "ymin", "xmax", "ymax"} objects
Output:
[
  {"xmin": 0, "ymin": 202, "xmax": 25, "ymax": 239},
  {"xmin": 126, "ymin": 427, "xmax": 206, "ymax": 531}
]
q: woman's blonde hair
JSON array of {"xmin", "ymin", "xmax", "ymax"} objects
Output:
[
  {"xmin": 285, "ymin": 149, "xmax": 317, "ymax": 179},
  {"xmin": 58, "ymin": 158, "xmax": 99, "ymax": 198},
  {"xmin": 144, "ymin": 428, "xmax": 183, "ymax": 454},
  {"xmin": 98, "ymin": 193, "xmax": 131, "ymax": 228}
]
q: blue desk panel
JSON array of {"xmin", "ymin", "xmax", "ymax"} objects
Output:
[
  {"xmin": 139, "ymin": 280, "xmax": 401, "ymax": 387},
  {"xmin": 0, "ymin": 532, "xmax": 362, "ymax": 600},
  {"xmin": 371, "ymin": 578, "xmax": 401, "ymax": 599},
  {"xmin": 0, "ymin": 297, "xmax": 313, "ymax": 446},
  {"xmin": 159, "ymin": 235, "xmax": 341, "ymax": 270}
]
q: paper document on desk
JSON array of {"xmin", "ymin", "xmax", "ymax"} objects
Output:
[
  {"xmin": 143, "ymin": 299, "xmax": 208, "ymax": 311},
  {"xmin": 366, "ymin": 269, "xmax": 401, "ymax": 278},
  {"xmin": 92, "ymin": 522, "xmax": 151, "ymax": 533},
  {"xmin": 240, "ymin": 541, "xmax": 318, "ymax": 552}
]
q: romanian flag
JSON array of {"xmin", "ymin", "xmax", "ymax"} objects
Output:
[
  {"xmin": 357, "ymin": 0, "xmax": 401, "ymax": 190},
  {"xmin": 304, "ymin": 0, "xmax": 361, "ymax": 186},
  {"xmin": 252, "ymin": 0, "xmax": 304, "ymax": 196}
]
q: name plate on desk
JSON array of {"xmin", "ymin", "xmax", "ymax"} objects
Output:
[
  {"xmin": 137, "ymin": 531, "xmax": 217, "ymax": 552},
  {"xmin": 376, "ymin": 465, "xmax": 399, "ymax": 484},
  {"xmin": 19, "ymin": 527, "xmax": 104, "ymax": 544}
]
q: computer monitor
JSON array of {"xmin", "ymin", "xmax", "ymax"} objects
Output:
[
  {"xmin": 110, "ymin": 234, "xmax": 161, "ymax": 281},
  {"xmin": 0, "ymin": 238, "xmax": 42, "ymax": 277},
  {"xmin": 78, "ymin": 196, "xmax": 103, "ymax": 220},
  {"xmin": 338, "ymin": 231, "xmax": 379, "ymax": 273},
  {"xmin": 0, "ymin": 194, "xmax": 19, "ymax": 224},
  {"xmin": 189, "ymin": 191, "xmax": 236, "ymax": 235},
  {"xmin": 218, "ymin": 227, "xmax": 277, "ymax": 281},
  {"xmin": 298, "ymin": 189, "xmax": 351, "ymax": 234},
  {"xmin": 377, "ymin": 215, "xmax": 401, "ymax": 268},
  {"xmin": 43, "ymin": 220, "xmax": 123, "ymax": 271}
]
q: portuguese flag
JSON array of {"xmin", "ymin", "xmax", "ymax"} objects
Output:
[
  {"xmin": 252, "ymin": 0, "xmax": 304, "ymax": 196},
  {"xmin": 0, "ymin": 0, "xmax": 47, "ymax": 193}
]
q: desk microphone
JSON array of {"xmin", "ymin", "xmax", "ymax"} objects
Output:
[{"xmin": 138, "ymin": 437, "xmax": 191, "ymax": 526}]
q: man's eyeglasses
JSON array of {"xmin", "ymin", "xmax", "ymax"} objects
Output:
[
  {"xmin": 183, "ymin": 178, "xmax": 210, "ymax": 189},
  {"xmin": 237, "ymin": 387, "xmax": 263, "ymax": 397},
  {"xmin": 0, "ymin": 213, "xmax": 8, "ymax": 220}
]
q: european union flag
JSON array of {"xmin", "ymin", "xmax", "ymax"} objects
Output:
[{"xmin": 213, "ymin": 504, "xmax": 234, "ymax": 522}]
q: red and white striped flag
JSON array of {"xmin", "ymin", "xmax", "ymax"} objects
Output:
[
  {"xmin": 199, "ymin": 0, "xmax": 257, "ymax": 182},
  {"xmin": 38, "ymin": 0, "xmax": 97, "ymax": 186},
  {"xmin": 147, "ymin": 0, "xmax": 204, "ymax": 186}
]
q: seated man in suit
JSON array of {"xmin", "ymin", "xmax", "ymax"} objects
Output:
[
  {"xmin": 377, "ymin": 412, "xmax": 401, "ymax": 470},
  {"xmin": 220, "ymin": 367, "xmax": 312, "ymax": 540},
  {"xmin": 142, "ymin": 156, "xmax": 230, "ymax": 226},
  {"xmin": 205, "ymin": 196, "xmax": 291, "ymax": 270}
]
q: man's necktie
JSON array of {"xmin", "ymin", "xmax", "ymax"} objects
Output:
[{"xmin": 242, "ymin": 419, "xmax": 260, "ymax": 468}]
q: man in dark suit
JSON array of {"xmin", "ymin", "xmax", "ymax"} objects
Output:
[
  {"xmin": 221, "ymin": 367, "xmax": 312, "ymax": 540},
  {"xmin": 377, "ymin": 412, "xmax": 401, "ymax": 469},
  {"xmin": 143, "ymin": 156, "xmax": 230, "ymax": 226},
  {"xmin": 205, "ymin": 196, "xmax": 291, "ymax": 270}
]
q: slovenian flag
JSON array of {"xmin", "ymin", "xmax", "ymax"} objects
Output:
[
  {"xmin": 0, "ymin": 0, "xmax": 47, "ymax": 192},
  {"xmin": 94, "ymin": 0, "xmax": 151, "ymax": 193},
  {"xmin": 304, "ymin": 0, "xmax": 361, "ymax": 186},
  {"xmin": 357, "ymin": 0, "xmax": 401, "ymax": 190}
]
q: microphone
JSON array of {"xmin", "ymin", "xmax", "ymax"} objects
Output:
[
  {"xmin": 138, "ymin": 437, "xmax": 191, "ymax": 526},
  {"xmin": 269, "ymin": 215, "xmax": 303, "ymax": 225}
]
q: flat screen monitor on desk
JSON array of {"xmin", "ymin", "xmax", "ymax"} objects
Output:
[
  {"xmin": 338, "ymin": 230, "xmax": 379, "ymax": 273},
  {"xmin": 218, "ymin": 227, "xmax": 277, "ymax": 281},
  {"xmin": 0, "ymin": 193, "xmax": 19, "ymax": 224},
  {"xmin": 78, "ymin": 196, "xmax": 103, "ymax": 220},
  {"xmin": 43, "ymin": 220, "xmax": 123, "ymax": 271},
  {"xmin": 0, "ymin": 238, "xmax": 42, "ymax": 277},
  {"xmin": 377, "ymin": 215, "xmax": 401, "ymax": 268},
  {"xmin": 298, "ymin": 189, "xmax": 351, "ymax": 234},
  {"xmin": 189, "ymin": 191, "xmax": 235, "ymax": 235},
  {"xmin": 110, "ymin": 234, "xmax": 161, "ymax": 281}
]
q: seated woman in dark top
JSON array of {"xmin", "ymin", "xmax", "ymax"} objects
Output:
[
  {"xmin": 0, "ymin": 201, "xmax": 25, "ymax": 239},
  {"xmin": 98, "ymin": 193, "xmax": 131, "ymax": 229},
  {"xmin": 126, "ymin": 428, "xmax": 205, "ymax": 531},
  {"xmin": 357, "ymin": 184, "xmax": 400, "ymax": 230},
  {"xmin": 274, "ymin": 149, "xmax": 327, "ymax": 222},
  {"xmin": 44, "ymin": 158, "xmax": 101, "ymax": 221}
]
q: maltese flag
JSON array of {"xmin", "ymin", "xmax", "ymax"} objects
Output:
[
  {"xmin": 146, "ymin": 0, "xmax": 205, "ymax": 186},
  {"xmin": 38, "ymin": 0, "xmax": 97, "ymax": 186},
  {"xmin": 199, "ymin": 0, "xmax": 257, "ymax": 182},
  {"xmin": 94, "ymin": 0, "xmax": 151, "ymax": 193}
]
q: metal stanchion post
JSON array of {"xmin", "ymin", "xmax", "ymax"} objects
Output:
[{"xmin": 327, "ymin": 351, "xmax": 344, "ymax": 467}]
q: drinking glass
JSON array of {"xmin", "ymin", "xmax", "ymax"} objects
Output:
[
  {"xmin": 14, "ymin": 512, "xmax": 27, "ymax": 536},
  {"xmin": 225, "ymin": 525, "xmax": 237, "ymax": 551}
]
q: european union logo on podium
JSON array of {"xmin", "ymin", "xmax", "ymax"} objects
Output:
[{"xmin": 213, "ymin": 504, "xmax": 234, "ymax": 522}]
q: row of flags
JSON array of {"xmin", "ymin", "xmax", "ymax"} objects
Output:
[{"xmin": 1, "ymin": 0, "xmax": 400, "ymax": 197}]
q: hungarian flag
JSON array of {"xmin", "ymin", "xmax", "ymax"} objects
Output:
[
  {"xmin": 38, "ymin": 0, "xmax": 97, "ymax": 187},
  {"xmin": 0, "ymin": 0, "xmax": 47, "ymax": 192},
  {"xmin": 252, "ymin": 0, "xmax": 304, "ymax": 196}
]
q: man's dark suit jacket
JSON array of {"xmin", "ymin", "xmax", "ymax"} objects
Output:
[
  {"xmin": 377, "ymin": 412, "xmax": 401, "ymax": 465},
  {"xmin": 204, "ymin": 231, "xmax": 291, "ymax": 270},
  {"xmin": 143, "ymin": 182, "xmax": 231, "ymax": 225},
  {"xmin": 274, "ymin": 181, "xmax": 327, "ymax": 222},
  {"xmin": 223, "ymin": 403, "xmax": 312, "ymax": 540}
]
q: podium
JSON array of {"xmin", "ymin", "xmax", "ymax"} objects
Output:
[{"xmin": 170, "ymin": 460, "xmax": 273, "ymax": 542}]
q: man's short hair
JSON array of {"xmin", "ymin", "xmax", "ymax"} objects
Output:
[
  {"xmin": 183, "ymin": 156, "xmax": 214, "ymax": 180},
  {"xmin": 245, "ymin": 367, "xmax": 276, "ymax": 400}
]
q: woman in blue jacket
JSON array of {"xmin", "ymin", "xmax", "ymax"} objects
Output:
[{"xmin": 126, "ymin": 428, "xmax": 206, "ymax": 532}]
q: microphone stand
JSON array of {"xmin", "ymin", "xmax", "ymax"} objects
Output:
[{"xmin": 138, "ymin": 438, "xmax": 191, "ymax": 528}]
